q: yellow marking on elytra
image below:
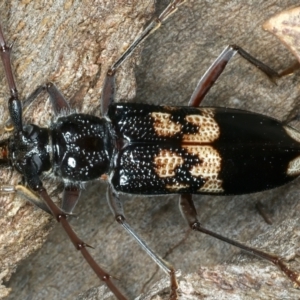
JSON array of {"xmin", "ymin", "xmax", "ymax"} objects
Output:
[
  {"xmin": 183, "ymin": 110, "xmax": 220, "ymax": 143},
  {"xmin": 166, "ymin": 183, "xmax": 190, "ymax": 191},
  {"xmin": 151, "ymin": 112, "xmax": 182, "ymax": 136},
  {"xmin": 152, "ymin": 108, "xmax": 223, "ymax": 192},
  {"xmin": 287, "ymin": 156, "xmax": 300, "ymax": 176},
  {"xmin": 183, "ymin": 145, "xmax": 223, "ymax": 193},
  {"xmin": 200, "ymin": 178, "xmax": 223, "ymax": 193},
  {"xmin": 283, "ymin": 126, "xmax": 300, "ymax": 176},
  {"xmin": 284, "ymin": 125, "xmax": 300, "ymax": 143},
  {"xmin": 154, "ymin": 149, "xmax": 183, "ymax": 177}
]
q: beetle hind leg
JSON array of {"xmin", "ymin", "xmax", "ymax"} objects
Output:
[
  {"xmin": 179, "ymin": 194, "xmax": 300, "ymax": 287},
  {"xmin": 188, "ymin": 45, "xmax": 300, "ymax": 108},
  {"xmin": 231, "ymin": 44, "xmax": 300, "ymax": 83},
  {"xmin": 107, "ymin": 185, "xmax": 179, "ymax": 300}
]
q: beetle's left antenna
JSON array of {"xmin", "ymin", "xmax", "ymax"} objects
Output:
[{"xmin": 0, "ymin": 23, "xmax": 22, "ymax": 131}]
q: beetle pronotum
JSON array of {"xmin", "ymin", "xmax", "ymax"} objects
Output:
[{"xmin": 2, "ymin": 0, "xmax": 300, "ymax": 300}]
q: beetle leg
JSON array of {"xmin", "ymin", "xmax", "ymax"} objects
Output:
[
  {"xmin": 44, "ymin": 82, "xmax": 71, "ymax": 115},
  {"xmin": 189, "ymin": 44, "xmax": 300, "ymax": 107},
  {"xmin": 101, "ymin": 0, "xmax": 187, "ymax": 115},
  {"xmin": 179, "ymin": 194, "xmax": 300, "ymax": 287},
  {"xmin": 18, "ymin": 82, "xmax": 71, "ymax": 116},
  {"xmin": 62, "ymin": 184, "xmax": 81, "ymax": 214},
  {"xmin": 188, "ymin": 46, "xmax": 238, "ymax": 107},
  {"xmin": 20, "ymin": 82, "xmax": 71, "ymax": 116},
  {"xmin": 107, "ymin": 185, "xmax": 179, "ymax": 300},
  {"xmin": 110, "ymin": 0, "xmax": 186, "ymax": 74},
  {"xmin": 231, "ymin": 45, "xmax": 300, "ymax": 82},
  {"xmin": 100, "ymin": 68, "xmax": 116, "ymax": 115}
]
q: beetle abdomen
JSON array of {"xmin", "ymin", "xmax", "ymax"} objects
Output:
[{"xmin": 109, "ymin": 103, "xmax": 300, "ymax": 195}]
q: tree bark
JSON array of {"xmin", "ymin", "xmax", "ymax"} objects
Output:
[{"xmin": 2, "ymin": 1, "xmax": 300, "ymax": 300}]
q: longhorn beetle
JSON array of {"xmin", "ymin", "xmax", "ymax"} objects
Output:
[{"xmin": 1, "ymin": 1, "xmax": 300, "ymax": 299}]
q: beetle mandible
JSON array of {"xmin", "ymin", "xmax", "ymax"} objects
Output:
[{"xmin": 1, "ymin": 0, "xmax": 300, "ymax": 300}]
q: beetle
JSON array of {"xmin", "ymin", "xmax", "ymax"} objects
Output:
[{"xmin": 1, "ymin": 0, "xmax": 300, "ymax": 300}]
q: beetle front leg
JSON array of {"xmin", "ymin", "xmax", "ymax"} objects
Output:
[
  {"xmin": 110, "ymin": 0, "xmax": 187, "ymax": 74},
  {"xmin": 44, "ymin": 82, "xmax": 71, "ymax": 115},
  {"xmin": 179, "ymin": 194, "xmax": 300, "ymax": 287},
  {"xmin": 101, "ymin": 0, "xmax": 187, "ymax": 115},
  {"xmin": 100, "ymin": 69, "xmax": 115, "ymax": 115},
  {"xmin": 107, "ymin": 185, "xmax": 179, "ymax": 300},
  {"xmin": 20, "ymin": 82, "xmax": 71, "ymax": 116}
]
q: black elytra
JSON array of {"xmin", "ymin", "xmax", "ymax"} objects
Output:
[{"xmin": 108, "ymin": 103, "xmax": 300, "ymax": 195}]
